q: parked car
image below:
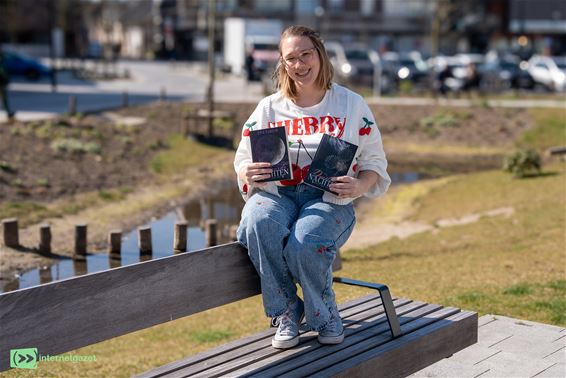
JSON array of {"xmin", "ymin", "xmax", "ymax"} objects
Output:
[
  {"xmin": 325, "ymin": 41, "xmax": 397, "ymax": 93},
  {"xmin": 478, "ymin": 56, "xmax": 534, "ymax": 91},
  {"xmin": 428, "ymin": 55, "xmax": 468, "ymax": 93},
  {"xmin": 3, "ymin": 50, "xmax": 51, "ymax": 81},
  {"xmin": 527, "ymin": 55, "xmax": 566, "ymax": 92}
]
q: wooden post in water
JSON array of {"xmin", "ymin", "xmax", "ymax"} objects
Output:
[
  {"xmin": 74, "ymin": 224, "xmax": 87, "ymax": 258},
  {"xmin": 205, "ymin": 219, "xmax": 217, "ymax": 247},
  {"xmin": 139, "ymin": 226, "xmax": 152, "ymax": 255},
  {"xmin": 2, "ymin": 218, "xmax": 19, "ymax": 248},
  {"xmin": 108, "ymin": 230, "xmax": 122, "ymax": 256},
  {"xmin": 68, "ymin": 95, "xmax": 77, "ymax": 115},
  {"xmin": 122, "ymin": 91, "xmax": 129, "ymax": 107},
  {"xmin": 174, "ymin": 222, "xmax": 187, "ymax": 252},
  {"xmin": 39, "ymin": 224, "xmax": 52, "ymax": 254}
]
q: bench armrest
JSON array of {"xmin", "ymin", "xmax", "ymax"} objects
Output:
[{"xmin": 333, "ymin": 276, "xmax": 402, "ymax": 338}]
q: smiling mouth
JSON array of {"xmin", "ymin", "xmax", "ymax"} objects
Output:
[{"xmin": 295, "ymin": 69, "xmax": 311, "ymax": 78}]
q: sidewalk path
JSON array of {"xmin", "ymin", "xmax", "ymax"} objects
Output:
[{"xmin": 410, "ymin": 315, "xmax": 565, "ymax": 377}]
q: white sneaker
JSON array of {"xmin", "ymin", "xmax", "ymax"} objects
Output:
[
  {"xmin": 272, "ymin": 300, "xmax": 304, "ymax": 349},
  {"xmin": 318, "ymin": 314, "xmax": 344, "ymax": 345}
]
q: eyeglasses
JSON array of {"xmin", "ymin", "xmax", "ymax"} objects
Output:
[{"xmin": 282, "ymin": 48, "xmax": 316, "ymax": 66}]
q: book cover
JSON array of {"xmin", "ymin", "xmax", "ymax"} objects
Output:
[
  {"xmin": 250, "ymin": 126, "xmax": 293, "ymax": 182},
  {"xmin": 304, "ymin": 134, "xmax": 358, "ymax": 194}
]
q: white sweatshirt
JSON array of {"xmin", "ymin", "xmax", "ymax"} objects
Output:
[{"xmin": 234, "ymin": 83, "xmax": 391, "ymax": 205}]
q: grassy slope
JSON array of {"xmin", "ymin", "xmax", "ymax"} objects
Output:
[
  {"xmin": 15, "ymin": 163, "xmax": 563, "ymax": 378},
  {"xmin": 339, "ymin": 164, "xmax": 565, "ymax": 326}
]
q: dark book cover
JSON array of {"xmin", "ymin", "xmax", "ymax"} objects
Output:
[
  {"xmin": 304, "ymin": 134, "xmax": 358, "ymax": 194},
  {"xmin": 250, "ymin": 126, "xmax": 293, "ymax": 182}
]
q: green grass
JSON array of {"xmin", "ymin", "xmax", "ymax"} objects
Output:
[
  {"xmin": 339, "ymin": 162, "xmax": 565, "ymax": 327},
  {"xmin": 517, "ymin": 108, "xmax": 566, "ymax": 151},
  {"xmin": 149, "ymin": 134, "xmax": 232, "ymax": 176},
  {"xmin": 0, "ymin": 187, "xmax": 133, "ymax": 227}
]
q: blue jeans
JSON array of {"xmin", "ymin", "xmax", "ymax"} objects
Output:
[{"xmin": 237, "ymin": 184, "xmax": 356, "ymax": 331}]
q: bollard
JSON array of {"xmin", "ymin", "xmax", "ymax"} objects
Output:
[
  {"xmin": 122, "ymin": 91, "xmax": 129, "ymax": 107},
  {"xmin": 2, "ymin": 218, "xmax": 19, "ymax": 248},
  {"xmin": 68, "ymin": 95, "xmax": 77, "ymax": 115},
  {"xmin": 160, "ymin": 86, "xmax": 166, "ymax": 101},
  {"xmin": 39, "ymin": 224, "xmax": 52, "ymax": 254},
  {"xmin": 174, "ymin": 222, "xmax": 188, "ymax": 252},
  {"xmin": 74, "ymin": 224, "xmax": 88, "ymax": 258},
  {"xmin": 205, "ymin": 219, "xmax": 218, "ymax": 247},
  {"xmin": 108, "ymin": 230, "xmax": 122, "ymax": 255},
  {"xmin": 138, "ymin": 226, "xmax": 152, "ymax": 255}
]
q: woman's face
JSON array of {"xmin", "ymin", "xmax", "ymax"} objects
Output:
[{"xmin": 280, "ymin": 36, "xmax": 321, "ymax": 91}]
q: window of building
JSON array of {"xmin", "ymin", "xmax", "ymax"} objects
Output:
[
  {"xmin": 254, "ymin": 0, "xmax": 292, "ymax": 12},
  {"xmin": 361, "ymin": 0, "xmax": 375, "ymax": 16},
  {"xmin": 328, "ymin": 0, "xmax": 344, "ymax": 12}
]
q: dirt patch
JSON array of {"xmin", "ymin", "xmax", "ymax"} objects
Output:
[{"xmin": 343, "ymin": 205, "xmax": 516, "ymax": 251}]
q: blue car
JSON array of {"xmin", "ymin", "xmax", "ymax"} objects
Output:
[{"xmin": 3, "ymin": 51, "xmax": 51, "ymax": 81}]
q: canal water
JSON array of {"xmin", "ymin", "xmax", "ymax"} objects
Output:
[{"xmin": 1, "ymin": 171, "xmax": 421, "ymax": 293}]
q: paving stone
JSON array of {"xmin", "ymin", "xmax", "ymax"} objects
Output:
[
  {"xmin": 494, "ymin": 334, "xmax": 566, "ymax": 359},
  {"xmin": 476, "ymin": 351, "xmax": 556, "ymax": 377},
  {"xmin": 410, "ymin": 315, "xmax": 565, "ymax": 377},
  {"xmin": 541, "ymin": 346, "xmax": 566, "ymax": 364},
  {"xmin": 477, "ymin": 329, "xmax": 513, "ymax": 347},
  {"xmin": 480, "ymin": 315, "xmax": 565, "ymax": 336},
  {"xmin": 449, "ymin": 344, "xmax": 502, "ymax": 365},
  {"xmin": 409, "ymin": 358, "xmax": 489, "ymax": 377},
  {"xmin": 531, "ymin": 362, "xmax": 566, "ymax": 377}
]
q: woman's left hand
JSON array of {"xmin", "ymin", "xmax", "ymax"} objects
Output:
[
  {"xmin": 329, "ymin": 171, "xmax": 379, "ymax": 199},
  {"xmin": 329, "ymin": 176, "xmax": 368, "ymax": 199}
]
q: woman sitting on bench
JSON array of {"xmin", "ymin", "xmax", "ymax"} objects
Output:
[{"xmin": 234, "ymin": 25, "xmax": 390, "ymax": 349}]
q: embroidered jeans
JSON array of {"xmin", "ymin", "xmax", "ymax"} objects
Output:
[{"xmin": 237, "ymin": 184, "xmax": 356, "ymax": 332}]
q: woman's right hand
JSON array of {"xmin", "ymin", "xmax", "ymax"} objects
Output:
[{"xmin": 239, "ymin": 162, "xmax": 272, "ymax": 188}]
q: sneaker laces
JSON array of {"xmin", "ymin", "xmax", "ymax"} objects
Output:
[
  {"xmin": 276, "ymin": 312, "xmax": 297, "ymax": 336},
  {"xmin": 320, "ymin": 314, "xmax": 343, "ymax": 336}
]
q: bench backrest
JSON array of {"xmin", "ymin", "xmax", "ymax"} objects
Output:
[{"xmin": 0, "ymin": 242, "xmax": 342, "ymax": 371}]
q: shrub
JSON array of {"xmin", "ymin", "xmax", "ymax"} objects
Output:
[{"xmin": 503, "ymin": 149, "xmax": 542, "ymax": 178}]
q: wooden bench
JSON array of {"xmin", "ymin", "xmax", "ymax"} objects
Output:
[{"xmin": 0, "ymin": 242, "xmax": 477, "ymax": 376}]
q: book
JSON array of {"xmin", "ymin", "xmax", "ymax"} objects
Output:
[
  {"xmin": 304, "ymin": 134, "xmax": 358, "ymax": 194},
  {"xmin": 250, "ymin": 126, "xmax": 293, "ymax": 182}
]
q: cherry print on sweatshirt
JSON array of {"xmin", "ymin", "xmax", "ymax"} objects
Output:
[
  {"xmin": 243, "ymin": 121, "xmax": 257, "ymax": 137},
  {"xmin": 359, "ymin": 117, "xmax": 374, "ymax": 136}
]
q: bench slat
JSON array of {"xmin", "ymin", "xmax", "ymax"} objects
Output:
[
  {"xmin": 168, "ymin": 298, "xmax": 416, "ymax": 378},
  {"xmin": 322, "ymin": 310, "xmax": 478, "ymax": 378},
  {"xmin": 283, "ymin": 306, "xmax": 460, "ymax": 378},
  {"xmin": 134, "ymin": 293, "xmax": 383, "ymax": 378},
  {"xmin": 209, "ymin": 301, "xmax": 430, "ymax": 378},
  {"xmin": 0, "ymin": 242, "xmax": 260, "ymax": 372}
]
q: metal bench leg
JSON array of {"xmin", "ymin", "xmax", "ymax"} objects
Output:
[{"xmin": 333, "ymin": 276, "xmax": 402, "ymax": 338}]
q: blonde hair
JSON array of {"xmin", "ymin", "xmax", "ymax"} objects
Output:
[{"xmin": 273, "ymin": 25, "xmax": 333, "ymax": 102}]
